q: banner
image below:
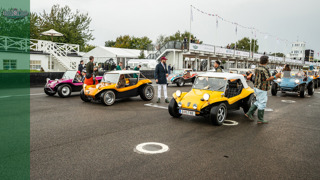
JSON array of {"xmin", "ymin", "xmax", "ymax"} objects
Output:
[{"xmin": 189, "ymin": 43, "xmax": 215, "ymax": 53}]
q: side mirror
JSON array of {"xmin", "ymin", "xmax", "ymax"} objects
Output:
[{"xmin": 221, "ymin": 93, "xmax": 225, "ymax": 97}]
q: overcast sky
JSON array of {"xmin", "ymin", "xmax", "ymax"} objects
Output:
[{"xmin": 31, "ymin": 0, "xmax": 320, "ymax": 56}]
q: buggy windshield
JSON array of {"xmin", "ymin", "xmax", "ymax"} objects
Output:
[
  {"xmin": 62, "ymin": 71, "xmax": 77, "ymax": 79},
  {"xmin": 102, "ymin": 73, "xmax": 120, "ymax": 84},
  {"xmin": 193, "ymin": 77, "xmax": 227, "ymax": 91},
  {"xmin": 290, "ymin": 71, "xmax": 305, "ymax": 79}
]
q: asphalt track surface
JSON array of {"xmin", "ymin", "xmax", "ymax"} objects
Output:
[{"xmin": 25, "ymin": 82, "xmax": 320, "ymax": 179}]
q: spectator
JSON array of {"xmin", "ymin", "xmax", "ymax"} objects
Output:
[
  {"xmin": 133, "ymin": 65, "xmax": 141, "ymax": 78},
  {"xmin": 40, "ymin": 67, "xmax": 44, "ymax": 72},
  {"xmin": 116, "ymin": 62, "xmax": 124, "ymax": 70},
  {"xmin": 283, "ymin": 64, "xmax": 291, "ymax": 71},
  {"xmin": 78, "ymin": 60, "xmax": 84, "ymax": 72},
  {"xmin": 154, "ymin": 57, "xmax": 169, "ymax": 103},
  {"xmin": 84, "ymin": 56, "xmax": 98, "ymax": 85},
  {"xmin": 168, "ymin": 64, "xmax": 172, "ymax": 74},
  {"xmin": 183, "ymin": 37, "xmax": 188, "ymax": 49},
  {"xmin": 214, "ymin": 60, "xmax": 223, "ymax": 72},
  {"xmin": 245, "ymin": 56, "xmax": 281, "ymax": 124}
]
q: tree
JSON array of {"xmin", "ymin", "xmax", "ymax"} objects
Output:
[
  {"xmin": 30, "ymin": 5, "xmax": 94, "ymax": 51},
  {"xmin": 229, "ymin": 37, "xmax": 259, "ymax": 52},
  {"xmin": 82, "ymin": 44, "xmax": 96, "ymax": 52},
  {"xmin": 138, "ymin": 50, "xmax": 145, "ymax": 59},
  {"xmin": 156, "ymin": 30, "xmax": 201, "ymax": 48},
  {"xmin": 105, "ymin": 40, "xmax": 116, "ymax": 47},
  {"xmin": 0, "ymin": 8, "xmax": 30, "ymax": 38},
  {"xmin": 107, "ymin": 35, "xmax": 152, "ymax": 50},
  {"xmin": 270, "ymin": 52, "xmax": 285, "ymax": 57}
]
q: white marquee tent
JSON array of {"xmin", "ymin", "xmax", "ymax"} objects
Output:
[{"xmin": 82, "ymin": 46, "xmax": 150, "ymax": 67}]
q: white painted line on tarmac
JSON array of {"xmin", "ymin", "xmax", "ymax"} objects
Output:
[
  {"xmin": 264, "ymin": 108, "xmax": 274, "ymax": 112},
  {"xmin": 223, "ymin": 120, "xmax": 238, "ymax": 126},
  {"xmin": 144, "ymin": 103, "xmax": 168, "ymax": 110},
  {"xmin": 134, "ymin": 142, "xmax": 169, "ymax": 154},
  {"xmin": 281, "ymin": 100, "xmax": 296, "ymax": 103},
  {"xmin": 0, "ymin": 93, "xmax": 45, "ymax": 99}
]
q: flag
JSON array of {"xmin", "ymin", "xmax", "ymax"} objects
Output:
[
  {"xmin": 216, "ymin": 17, "xmax": 218, "ymax": 29},
  {"xmin": 235, "ymin": 25, "xmax": 237, "ymax": 35},
  {"xmin": 190, "ymin": 7, "xmax": 193, "ymax": 22}
]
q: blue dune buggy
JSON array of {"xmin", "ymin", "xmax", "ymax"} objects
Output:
[{"xmin": 271, "ymin": 71, "xmax": 314, "ymax": 98}]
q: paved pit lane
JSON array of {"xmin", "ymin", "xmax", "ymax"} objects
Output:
[{"xmin": 27, "ymin": 83, "xmax": 320, "ymax": 179}]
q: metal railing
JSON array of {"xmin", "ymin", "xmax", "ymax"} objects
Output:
[{"xmin": 146, "ymin": 41, "xmax": 182, "ymax": 60}]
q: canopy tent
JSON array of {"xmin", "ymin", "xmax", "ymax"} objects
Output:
[{"xmin": 82, "ymin": 46, "xmax": 150, "ymax": 67}]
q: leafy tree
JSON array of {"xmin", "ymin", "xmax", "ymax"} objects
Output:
[
  {"xmin": 0, "ymin": 8, "xmax": 30, "ymax": 38},
  {"xmin": 30, "ymin": 4, "xmax": 94, "ymax": 51},
  {"xmin": 230, "ymin": 37, "xmax": 259, "ymax": 52},
  {"xmin": 107, "ymin": 35, "xmax": 152, "ymax": 50},
  {"xmin": 156, "ymin": 31, "xmax": 201, "ymax": 48},
  {"xmin": 270, "ymin": 52, "xmax": 285, "ymax": 57},
  {"xmin": 105, "ymin": 40, "xmax": 116, "ymax": 47},
  {"xmin": 82, "ymin": 44, "xmax": 96, "ymax": 52},
  {"xmin": 138, "ymin": 50, "xmax": 145, "ymax": 59}
]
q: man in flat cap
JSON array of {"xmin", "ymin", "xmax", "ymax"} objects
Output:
[{"xmin": 154, "ymin": 57, "xmax": 169, "ymax": 103}]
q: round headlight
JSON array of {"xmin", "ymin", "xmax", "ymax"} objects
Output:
[
  {"xmin": 46, "ymin": 78, "xmax": 50, "ymax": 83},
  {"xmin": 83, "ymin": 84, "xmax": 87, "ymax": 89},
  {"xmin": 203, "ymin": 93, "xmax": 210, "ymax": 101},
  {"xmin": 276, "ymin": 78, "xmax": 281, "ymax": 83},
  {"xmin": 178, "ymin": 102, "xmax": 182, "ymax": 107},
  {"xmin": 176, "ymin": 90, "xmax": 181, "ymax": 97},
  {"xmin": 310, "ymin": 76, "xmax": 314, "ymax": 78},
  {"xmin": 295, "ymin": 79, "xmax": 299, "ymax": 84},
  {"xmin": 193, "ymin": 104, "xmax": 198, "ymax": 109}
]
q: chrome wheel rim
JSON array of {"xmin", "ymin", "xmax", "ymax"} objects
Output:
[
  {"xmin": 105, "ymin": 92, "xmax": 114, "ymax": 104},
  {"xmin": 62, "ymin": 86, "xmax": 70, "ymax": 96},
  {"xmin": 145, "ymin": 86, "xmax": 154, "ymax": 99},
  {"xmin": 217, "ymin": 106, "xmax": 226, "ymax": 123},
  {"xmin": 179, "ymin": 80, "xmax": 183, "ymax": 86}
]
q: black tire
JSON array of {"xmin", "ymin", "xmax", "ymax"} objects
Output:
[
  {"xmin": 80, "ymin": 89, "xmax": 90, "ymax": 102},
  {"xmin": 210, "ymin": 103, "xmax": 227, "ymax": 126},
  {"xmin": 242, "ymin": 94, "xmax": 255, "ymax": 114},
  {"xmin": 299, "ymin": 85, "xmax": 305, "ymax": 98},
  {"xmin": 57, "ymin": 84, "xmax": 72, "ymax": 98},
  {"xmin": 314, "ymin": 79, "xmax": 318, "ymax": 89},
  {"xmin": 308, "ymin": 82, "xmax": 314, "ymax": 95},
  {"xmin": 318, "ymin": 79, "xmax": 320, "ymax": 87},
  {"xmin": 101, "ymin": 90, "xmax": 116, "ymax": 106},
  {"xmin": 44, "ymin": 87, "xmax": 56, "ymax": 96},
  {"xmin": 176, "ymin": 78, "xmax": 185, "ymax": 87},
  {"xmin": 168, "ymin": 99, "xmax": 182, "ymax": 118},
  {"xmin": 271, "ymin": 83, "xmax": 278, "ymax": 96},
  {"xmin": 140, "ymin": 84, "xmax": 154, "ymax": 101}
]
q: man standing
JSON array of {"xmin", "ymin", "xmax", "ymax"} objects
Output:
[
  {"xmin": 116, "ymin": 62, "xmax": 123, "ymax": 70},
  {"xmin": 168, "ymin": 64, "xmax": 171, "ymax": 74},
  {"xmin": 78, "ymin": 60, "xmax": 84, "ymax": 72},
  {"xmin": 84, "ymin": 56, "xmax": 97, "ymax": 85},
  {"xmin": 214, "ymin": 60, "xmax": 223, "ymax": 72},
  {"xmin": 133, "ymin": 65, "xmax": 141, "ymax": 78},
  {"xmin": 245, "ymin": 56, "xmax": 281, "ymax": 124},
  {"xmin": 155, "ymin": 57, "xmax": 169, "ymax": 103}
]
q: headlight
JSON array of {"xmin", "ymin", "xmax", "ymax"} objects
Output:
[
  {"xmin": 203, "ymin": 93, "xmax": 210, "ymax": 101},
  {"xmin": 176, "ymin": 90, "xmax": 181, "ymax": 97},
  {"xmin": 83, "ymin": 84, "xmax": 87, "ymax": 89},
  {"xmin": 46, "ymin": 78, "xmax": 50, "ymax": 83},
  {"xmin": 276, "ymin": 78, "xmax": 281, "ymax": 83},
  {"xmin": 178, "ymin": 102, "xmax": 182, "ymax": 107},
  {"xmin": 295, "ymin": 79, "xmax": 300, "ymax": 84},
  {"xmin": 310, "ymin": 76, "xmax": 314, "ymax": 78},
  {"xmin": 193, "ymin": 104, "xmax": 198, "ymax": 109}
]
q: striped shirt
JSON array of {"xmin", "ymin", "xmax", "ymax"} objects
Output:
[{"xmin": 254, "ymin": 65, "xmax": 271, "ymax": 91}]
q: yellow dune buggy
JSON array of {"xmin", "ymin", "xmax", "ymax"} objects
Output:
[
  {"xmin": 80, "ymin": 70, "xmax": 154, "ymax": 105},
  {"xmin": 168, "ymin": 72, "xmax": 255, "ymax": 125}
]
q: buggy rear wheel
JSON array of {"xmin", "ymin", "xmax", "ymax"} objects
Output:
[{"xmin": 140, "ymin": 85, "xmax": 154, "ymax": 101}]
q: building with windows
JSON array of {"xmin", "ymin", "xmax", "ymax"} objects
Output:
[{"xmin": 290, "ymin": 41, "xmax": 306, "ymax": 61}]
